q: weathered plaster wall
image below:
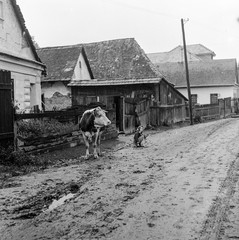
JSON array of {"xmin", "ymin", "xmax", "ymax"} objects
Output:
[
  {"xmin": 41, "ymin": 82, "xmax": 71, "ymax": 110},
  {"xmin": 0, "ymin": 58, "xmax": 42, "ymax": 111},
  {"xmin": 0, "ymin": 0, "xmax": 35, "ymax": 59}
]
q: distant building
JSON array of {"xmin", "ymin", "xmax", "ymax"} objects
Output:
[
  {"xmin": 154, "ymin": 59, "xmax": 239, "ymax": 104},
  {"xmin": 148, "ymin": 44, "xmax": 239, "ymax": 104},
  {"xmin": 147, "ymin": 44, "xmax": 216, "ymax": 64}
]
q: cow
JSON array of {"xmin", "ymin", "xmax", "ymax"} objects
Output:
[{"xmin": 79, "ymin": 106, "xmax": 111, "ymax": 159}]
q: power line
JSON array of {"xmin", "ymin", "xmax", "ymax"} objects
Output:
[{"xmin": 100, "ymin": 0, "xmax": 181, "ymax": 20}]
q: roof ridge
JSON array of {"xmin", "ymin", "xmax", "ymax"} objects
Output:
[{"xmin": 38, "ymin": 38, "xmax": 135, "ymax": 50}]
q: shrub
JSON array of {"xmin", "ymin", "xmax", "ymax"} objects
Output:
[
  {"xmin": 0, "ymin": 145, "xmax": 32, "ymax": 166},
  {"xmin": 17, "ymin": 119, "xmax": 77, "ymax": 138}
]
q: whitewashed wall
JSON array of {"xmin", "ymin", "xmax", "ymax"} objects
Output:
[
  {"xmin": 177, "ymin": 86, "xmax": 239, "ymax": 104},
  {"xmin": 0, "ymin": 0, "xmax": 44, "ymax": 111}
]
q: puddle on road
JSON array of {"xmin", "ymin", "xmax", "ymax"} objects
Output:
[{"xmin": 46, "ymin": 193, "xmax": 75, "ymax": 212}]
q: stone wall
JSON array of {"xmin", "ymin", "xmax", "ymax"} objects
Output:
[{"xmin": 17, "ymin": 124, "xmax": 118, "ymax": 154}]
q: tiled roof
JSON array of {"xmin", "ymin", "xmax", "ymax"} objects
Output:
[
  {"xmin": 37, "ymin": 47, "xmax": 86, "ymax": 81},
  {"xmin": 148, "ymin": 46, "xmax": 201, "ymax": 64},
  {"xmin": 147, "ymin": 44, "xmax": 215, "ymax": 64},
  {"xmin": 186, "ymin": 44, "xmax": 216, "ymax": 57},
  {"xmin": 155, "ymin": 59, "xmax": 238, "ymax": 87},
  {"xmin": 80, "ymin": 38, "xmax": 162, "ymax": 80},
  {"xmin": 38, "ymin": 38, "xmax": 163, "ymax": 82}
]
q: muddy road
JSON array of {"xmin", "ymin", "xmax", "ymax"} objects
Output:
[{"xmin": 1, "ymin": 118, "xmax": 239, "ymax": 240}]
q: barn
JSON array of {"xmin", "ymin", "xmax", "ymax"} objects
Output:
[{"xmin": 68, "ymin": 38, "xmax": 187, "ymax": 133}]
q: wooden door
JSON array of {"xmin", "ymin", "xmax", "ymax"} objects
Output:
[{"xmin": 0, "ymin": 70, "xmax": 14, "ymax": 147}]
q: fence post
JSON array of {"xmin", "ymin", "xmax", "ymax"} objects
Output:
[
  {"xmin": 13, "ymin": 114, "xmax": 18, "ymax": 151},
  {"xmin": 224, "ymin": 99, "xmax": 226, "ymax": 118}
]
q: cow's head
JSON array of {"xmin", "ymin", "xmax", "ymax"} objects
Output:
[{"xmin": 93, "ymin": 106, "xmax": 111, "ymax": 127}]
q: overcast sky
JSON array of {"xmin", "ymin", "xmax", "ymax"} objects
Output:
[{"xmin": 17, "ymin": 0, "xmax": 239, "ymax": 61}]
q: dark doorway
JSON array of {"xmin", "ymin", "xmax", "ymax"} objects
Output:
[
  {"xmin": 0, "ymin": 70, "xmax": 14, "ymax": 147},
  {"xmin": 114, "ymin": 96, "xmax": 123, "ymax": 132}
]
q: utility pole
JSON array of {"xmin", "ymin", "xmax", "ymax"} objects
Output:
[{"xmin": 181, "ymin": 18, "xmax": 193, "ymax": 125}]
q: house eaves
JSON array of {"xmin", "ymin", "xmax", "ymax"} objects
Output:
[
  {"xmin": 68, "ymin": 78, "xmax": 162, "ymax": 86},
  {"xmin": 176, "ymin": 84, "xmax": 235, "ymax": 89}
]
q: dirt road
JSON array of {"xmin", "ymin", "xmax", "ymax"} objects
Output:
[{"xmin": 1, "ymin": 118, "xmax": 239, "ymax": 240}]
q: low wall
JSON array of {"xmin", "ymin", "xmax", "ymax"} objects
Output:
[{"xmin": 17, "ymin": 124, "xmax": 118, "ymax": 154}]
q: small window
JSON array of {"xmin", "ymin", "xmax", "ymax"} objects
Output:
[
  {"xmin": 210, "ymin": 93, "xmax": 218, "ymax": 104},
  {"xmin": 191, "ymin": 94, "xmax": 198, "ymax": 105},
  {"xmin": 79, "ymin": 61, "xmax": 81, "ymax": 68}
]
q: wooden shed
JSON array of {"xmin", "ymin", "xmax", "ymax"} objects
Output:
[
  {"xmin": 67, "ymin": 38, "xmax": 187, "ymax": 134},
  {"xmin": 69, "ymin": 78, "xmax": 187, "ymax": 134}
]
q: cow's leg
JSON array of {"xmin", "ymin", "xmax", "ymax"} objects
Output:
[
  {"xmin": 82, "ymin": 133, "xmax": 90, "ymax": 159},
  {"xmin": 97, "ymin": 132, "xmax": 103, "ymax": 156},
  {"xmin": 93, "ymin": 129, "xmax": 100, "ymax": 159}
]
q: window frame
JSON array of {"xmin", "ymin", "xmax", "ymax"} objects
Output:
[
  {"xmin": 191, "ymin": 94, "xmax": 198, "ymax": 105},
  {"xmin": 210, "ymin": 93, "xmax": 218, "ymax": 104},
  {"xmin": 0, "ymin": 1, "xmax": 3, "ymax": 21}
]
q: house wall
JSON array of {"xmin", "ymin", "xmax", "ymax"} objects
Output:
[
  {"xmin": 196, "ymin": 54, "xmax": 213, "ymax": 61},
  {"xmin": 160, "ymin": 80, "xmax": 184, "ymax": 105},
  {"xmin": 0, "ymin": 0, "xmax": 44, "ymax": 111},
  {"xmin": 41, "ymin": 52, "xmax": 92, "ymax": 110},
  {"xmin": 0, "ymin": 57, "xmax": 42, "ymax": 111},
  {"xmin": 41, "ymin": 82, "xmax": 71, "ymax": 110},
  {"xmin": 177, "ymin": 86, "xmax": 238, "ymax": 104},
  {"xmin": 72, "ymin": 53, "xmax": 92, "ymax": 80},
  {"xmin": 0, "ymin": 0, "xmax": 35, "ymax": 60}
]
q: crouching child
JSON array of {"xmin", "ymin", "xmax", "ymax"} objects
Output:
[{"xmin": 134, "ymin": 126, "xmax": 147, "ymax": 147}]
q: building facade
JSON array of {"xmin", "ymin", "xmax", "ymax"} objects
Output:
[{"xmin": 0, "ymin": 0, "xmax": 45, "ymax": 112}]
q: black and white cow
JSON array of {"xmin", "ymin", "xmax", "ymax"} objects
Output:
[{"xmin": 79, "ymin": 106, "xmax": 111, "ymax": 159}]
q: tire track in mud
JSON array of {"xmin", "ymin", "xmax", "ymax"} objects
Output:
[
  {"xmin": 199, "ymin": 123, "xmax": 239, "ymax": 240},
  {"xmin": 199, "ymin": 156, "xmax": 239, "ymax": 240},
  {"xmin": 206, "ymin": 119, "xmax": 232, "ymax": 137}
]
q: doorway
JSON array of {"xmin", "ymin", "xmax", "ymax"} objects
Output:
[{"xmin": 114, "ymin": 96, "xmax": 124, "ymax": 132}]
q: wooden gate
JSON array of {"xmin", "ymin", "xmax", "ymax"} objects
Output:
[
  {"xmin": 124, "ymin": 98, "xmax": 150, "ymax": 134},
  {"xmin": 0, "ymin": 70, "xmax": 14, "ymax": 147}
]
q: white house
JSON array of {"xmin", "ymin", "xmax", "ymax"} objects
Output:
[
  {"xmin": 154, "ymin": 59, "xmax": 239, "ymax": 104},
  {"xmin": 37, "ymin": 46, "xmax": 93, "ymax": 110},
  {"xmin": 148, "ymin": 44, "xmax": 239, "ymax": 104},
  {"xmin": 0, "ymin": 0, "xmax": 46, "ymax": 111}
]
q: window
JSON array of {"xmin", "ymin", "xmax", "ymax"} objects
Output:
[
  {"xmin": 0, "ymin": 1, "xmax": 3, "ymax": 20},
  {"xmin": 191, "ymin": 94, "xmax": 198, "ymax": 105},
  {"xmin": 210, "ymin": 93, "xmax": 218, "ymax": 104},
  {"xmin": 79, "ymin": 61, "xmax": 81, "ymax": 68}
]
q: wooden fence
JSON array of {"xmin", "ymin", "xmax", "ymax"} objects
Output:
[
  {"xmin": 193, "ymin": 98, "xmax": 231, "ymax": 120},
  {"xmin": 15, "ymin": 105, "xmax": 116, "ymax": 124},
  {"xmin": 150, "ymin": 104, "xmax": 186, "ymax": 126}
]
